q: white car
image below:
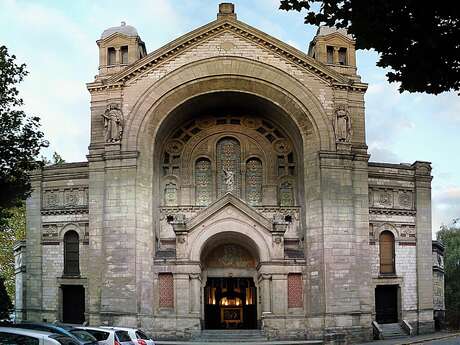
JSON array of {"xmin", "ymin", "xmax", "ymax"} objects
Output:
[
  {"xmin": 0, "ymin": 327, "xmax": 80, "ymax": 345},
  {"xmin": 76, "ymin": 327, "xmax": 134, "ymax": 345},
  {"xmin": 100, "ymin": 327, "xmax": 154, "ymax": 345}
]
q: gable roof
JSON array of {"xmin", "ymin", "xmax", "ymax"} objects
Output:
[
  {"xmin": 88, "ymin": 16, "xmax": 366, "ymax": 92},
  {"xmin": 185, "ymin": 193, "xmax": 272, "ymax": 232}
]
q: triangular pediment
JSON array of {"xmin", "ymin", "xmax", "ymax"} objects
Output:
[
  {"xmin": 185, "ymin": 193, "xmax": 272, "ymax": 232},
  {"xmin": 102, "ymin": 17, "xmax": 350, "ymax": 86}
]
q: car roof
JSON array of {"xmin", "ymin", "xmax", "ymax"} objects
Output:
[
  {"xmin": 100, "ymin": 326, "xmax": 136, "ymax": 331},
  {"xmin": 77, "ymin": 326, "xmax": 113, "ymax": 332},
  {"xmin": 0, "ymin": 326, "xmax": 55, "ymax": 337}
]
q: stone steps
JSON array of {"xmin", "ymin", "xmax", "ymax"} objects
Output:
[
  {"xmin": 156, "ymin": 330, "xmax": 323, "ymax": 344},
  {"xmin": 379, "ymin": 323, "xmax": 409, "ymax": 339}
]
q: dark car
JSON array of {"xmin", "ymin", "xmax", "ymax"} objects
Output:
[{"xmin": 10, "ymin": 323, "xmax": 98, "ymax": 345}]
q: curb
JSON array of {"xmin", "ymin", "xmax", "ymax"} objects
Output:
[{"xmin": 396, "ymin": 332, "xmax": 460, "ymax": 344}]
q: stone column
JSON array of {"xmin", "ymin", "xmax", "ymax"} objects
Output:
[
  {"xmin": 25, "ymin": 172, "xmax": 43, "ymax": 321},
  {"xmin": 260, "ymin": 274, "xmax": 272, "ymax": 314},
  {"xmin": 413, "ymin": 161, "xmax": 434, "ymax": 333},
  {"xmin": 14, "ymin": 241, "xmax": 27, "ymax": 322},
  {"xmin": 190, "ymin": 274, "xmax": 201, "ymax": 314},
  {"xmin": 271, "ymin": 274, "xmax": 287, "ymax": 316},
  {"xmin": 175, "ymin": 274, "xmax": 191, "ymax": 317}
]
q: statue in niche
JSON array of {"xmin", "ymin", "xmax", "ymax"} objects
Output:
[
  {"xmin": 101, "ymin": 103, "xmax": 123, "ymax": 143},
  {"xmin": 223, "ymin": 169, "xmax": 234, "ymax": 192},
  {"xmin": 333, "ymin": 105, "xmax": 352, "ymax": 143}
]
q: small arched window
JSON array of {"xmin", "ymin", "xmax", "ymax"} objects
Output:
[
  {"xmin": 195, "ymin": 158, "xmax": 212, "ymax": 206},
  {"xmin": 245, "ymin": 158, "xmax": 263, "ymax": 206},
  {"xmin": 379, "ymin": 231, "xmax": 395, "ymax": 275},
  {"xmin": 64, "ymin": 230, "xmax": 80, "ymax": 276}
]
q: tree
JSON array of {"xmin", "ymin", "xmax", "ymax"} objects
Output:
[
  {"xmin": 0, "ymin": 45, "xmax": 48, "ymax": 227},
  {"xmin": 279, "ymin": 0, "xmax": 460, "ymax": 94},
  {"xmin": 0, "ymin": 277, "xmax": 13, "ymax": 320},
  {"xmin": 437, "ymin": 220, "xmax": 460, "ymax": 329},
  {"xmin": 0, "ymin": 204, "xmax": 26, "ymax": 302},
  {"xmin": 0, "ymin": 154, "xmax": 64, "ymax": 303}
]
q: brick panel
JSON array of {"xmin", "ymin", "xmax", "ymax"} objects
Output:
[
  {"xmin": 159, "ymin": 273, "xmax": 174, "ymax": 308},
  {"xmin": 288, "ymin": 273, "xmax": 303, "ymax": 308}
]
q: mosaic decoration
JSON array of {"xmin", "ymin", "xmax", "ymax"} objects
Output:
[
  {"xmin": 217, "ymin": 138, "xmax": 241, "ymax": 197},
  {"xmin": 164, "ymin": 182, "xmax": 178, "ymax": 206},
  {"xmin": 279, "ymin": 181, "xmax": 294, "ymax": 206},
  {"xmin": 195, "ymin": 158, "xmax": 212, "ymax": 206},
  {"xmin": 246, "ymin": 158, "xmax": 263, "ymax": 206}
]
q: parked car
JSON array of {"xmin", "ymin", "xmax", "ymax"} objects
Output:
[
  {"xmin": 0, "ymin": 326, "xmax": 80, "ymax": 345},
  {"xmin": 101, "ymin": 327, "xmax": 154, "ymax": 345},
  {"xmin": 76, "ymin": 327, "xmax": 134, "ymax": 345},
  {"xmin": 9, "ymin": 323, "xmax": 98, "ymax": 345}
]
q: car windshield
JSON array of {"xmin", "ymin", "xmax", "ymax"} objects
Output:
[
  {"xmin": 50, "ymin": 335, "xmax": 81, "ymax": 345},
  {"xmin": 69, "ymin": 329, "xmax": 98, "ymax": 343}
]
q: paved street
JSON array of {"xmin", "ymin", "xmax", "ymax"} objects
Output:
[{"xmin": 357, "ymin": 333, "xmax": 460, "ymax": 345}]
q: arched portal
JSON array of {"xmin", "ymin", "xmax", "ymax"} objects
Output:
[{"xmin": 200, "ymin": 232, "xmax": 260, "ymax": 329}]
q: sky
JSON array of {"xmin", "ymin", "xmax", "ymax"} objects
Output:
[{"xmin": 1, "ymin": 0, "xmax": 459, "ymax": 236}]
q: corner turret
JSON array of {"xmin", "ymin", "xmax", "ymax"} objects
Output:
[{"xmin": 96, "ymin": 22, "xmax": 147, "ymax": 78}]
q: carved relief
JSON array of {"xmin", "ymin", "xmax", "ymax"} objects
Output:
[
  {"xmin": 45, "ymin": 191, "xmax": 60, "ymax": 208},
  {"xmin": 165, "ymin": 139, "xmax": 184, "ymax": 155},
  {"xmin": 204, "ymin": 244, "xmax": 256, "ymax": 268},
  {"xmin": 43, "ymin": 187, "xmax": 88, "ymax": 210},
  {"xmin": 273, "ymin": 139, "xmax": 292, "ymax": 155},
  {"xmin": 379, "ymin": 191, "xmax": 393, "ymax": 207},
  {"xmin": 101, "ymin": 103, "xmax": 123, "ymax": 143},
  {"xmin": 398, "ymin": 191, "xmax": 412, "ymax": 208},
  {"xmin": 333, "ymin": 105, "xmax": 352, "ymax": 143}
]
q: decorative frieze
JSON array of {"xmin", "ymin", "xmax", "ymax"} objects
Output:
[
  {"xmin": 41, "ymin": 222, "xmax": 89, "ymax": 244},
  {"xmin": 42, "ymin": 187, "xmax": 88, "ymax": 210},
  {"xmin": 369, "ymin": 187, "xmax": 414, "ymax": 210}
]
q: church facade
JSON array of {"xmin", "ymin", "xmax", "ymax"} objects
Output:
[{"xmin": 15, "ymin": 4, "xmax": 442, "ymax": 343}]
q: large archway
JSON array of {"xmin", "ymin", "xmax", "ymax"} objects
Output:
[{"xmin": 200, "ymin": 232, "xmax": 260, "ymax": 329}]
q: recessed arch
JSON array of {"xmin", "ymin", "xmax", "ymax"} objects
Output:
[
  {"xmin": 126, "ymin": 56, "xmax": 335, "ymax": 155},
  {"xmin": 189, "ymin": 220, "xmax": 271, "ymax": 263}
]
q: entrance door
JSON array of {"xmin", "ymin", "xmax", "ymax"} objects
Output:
[
  {"xmin": 204, "ymin": 277, "xmax": 257, "ymax": 329},
  {"xmin": 62, "ymin": 285, "xmax": 85, "ymax": 324},
  {"xmin": 375, "ymin": 285, "xmax": 398, "ymax": 323}
]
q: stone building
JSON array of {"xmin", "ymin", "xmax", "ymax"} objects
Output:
[{"xmin": 15, "ymin": 3, "xmax": 443, "ymax": 343}]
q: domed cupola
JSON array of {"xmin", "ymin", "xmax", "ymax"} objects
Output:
[{"xmin": 96, "ymin": 21, "xmax": 147, "ymax": 78}]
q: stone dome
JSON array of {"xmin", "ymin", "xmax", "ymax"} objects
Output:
[{"xmin": 101, "ymin": 21, "xmax": 138, "ymax": 39}]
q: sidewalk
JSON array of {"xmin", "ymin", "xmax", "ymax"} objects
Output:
[{"xmin": 356, "ymin": 332, "xmax": 460, "ymax": 345}]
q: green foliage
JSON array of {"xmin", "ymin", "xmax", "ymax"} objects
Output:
[
  {"xmin": 0, "ymin": 277, "xmax": 12, "ymax": 320},
  {"xmin": 437, "ymin": 220, "xmax": 460, "ymax": 329},
  {"xmin": 41, "ymin": 152, "xmax": 66, "ymax": 166},
  {"xmin": 279, "ymin": 0, "xmax": 460, "ymax": 94},
  {"xmin": 0, "ymin": 45, "xmax": 48, "ymax": 227},
  {"xmin": 0, "ymin": 204, "xmax": 26, "ymax": 302}
]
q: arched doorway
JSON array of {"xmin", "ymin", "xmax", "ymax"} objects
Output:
[{"xmin": 201, "ymin": 237, "xmax": 259, "ymax": 329}]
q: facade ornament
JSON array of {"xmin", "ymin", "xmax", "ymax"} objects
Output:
[
  {"xmin": 223, "ymin": 169, "xmax": 234, "ymax": 192},
  {"xmin": 333, "ymin": 105, "xmax": 352, "ymax": 143},
  {"xmin": 101, "ymin": 103, "xmax": 124, "ymax": 143}
]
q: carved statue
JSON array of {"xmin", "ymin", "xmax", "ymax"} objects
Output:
[
  {"xmin": 223, "ymin": 169, "xmax": 234, "ymax": 192},
  {"xmin": 101, "ymin": 103, "xmax": 123, "ymax": 143},
  {"xmin": 333, "ymin": 106, "xmax": 352, "ymax": 143}
]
